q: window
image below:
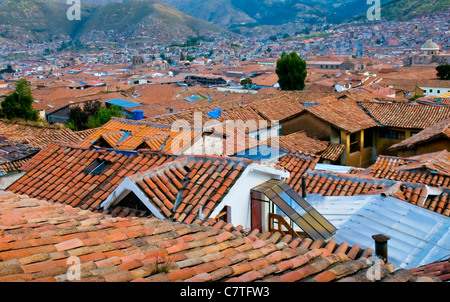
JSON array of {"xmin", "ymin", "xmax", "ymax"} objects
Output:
[
  {"xmin": 364, "ymin": 130, "xmax": 373, "ymax": 148},
  {"xmin": 350, "ymin": 133, "xmax": 361, "ymax": 153},
  {"xmin": 437, "ymin": 90, "xmax": 440, "ymax": 94},
  {"xmin": 83, "ymin": 159, "xmax": 109, "ymax": 175},
  {"xmin": 379, "ymin": 129, "xmax": 405, "ymax": 140}
]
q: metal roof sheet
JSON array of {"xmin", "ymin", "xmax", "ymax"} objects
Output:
[
  {"xmin": 105, "ymin": 98, "xmax": 142, "ymax": 108},
  {"xmin": 307, "ymin": 194, "xmax": 450, "ymax": 269}
]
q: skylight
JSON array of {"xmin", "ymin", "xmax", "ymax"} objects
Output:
[
  {"xmin": 252, "ymin": 179, "xmax": 336, "ymax": 241},
  {"xmin": 83, "ymin": 159, "xmax": 109, "ymax": 175}
]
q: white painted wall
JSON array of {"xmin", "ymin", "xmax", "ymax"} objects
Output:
[
  {"xmin": 419, "ymin": 86, "xmax": 450, "ymax": 96},
  {"xmin": 209, "ymin": 163, "xmax": 290, "ymax": 229}
]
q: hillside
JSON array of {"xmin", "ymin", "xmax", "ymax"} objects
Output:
[
  {"xmin": 160, "ymin": 0, "xmax": 371, "ymax": 27},
  {"xmin": 80, "ymin": 0, "xmax": 223, "ymax": 42},
  {"xmin": 380, "ymin": 0, "xmax": 450, "ymax": 21},
  {"xmin": 162, "ymin": 0, "xmax": 256, "ymax": 28},
  {"xmin": 0, "ymin": 0, "xmax": 96, "ymax": 42},
  {"xmin": 0, "ymin": 0, "xmax": 225, "ymax": 44}
]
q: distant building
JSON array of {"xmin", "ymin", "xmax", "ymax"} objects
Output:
[
  {"xmin": 130, "ymin": 54, "xmax": 144, "ymax": 70},
  {"xmin": 403, "ymin": 39, "xmax": 450, "ymax": 66}
]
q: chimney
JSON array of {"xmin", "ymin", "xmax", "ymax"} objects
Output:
[
  {"xmin": 372, "ymin": 234, "xmax": 391, "ymax": 263},
  {"xmin": 167, "ymin": 107, "xmax": 174, "ymax": 114},
  {"xmin": 301, "ymin": 177, "xmax": 307, "ymax": 199}
]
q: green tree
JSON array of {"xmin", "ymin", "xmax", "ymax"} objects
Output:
[
  {"xmin": 68, "ymin": 106, "xmax": 89, "ymax": 131},
  {"xmin": 85, "ymin": 105, "xmax": 122, "ymax": 129},
  {"xmin": 0, "ymin": 64, "xmax": 15, "ymax": 74},
  {"xmin": 68, "ymin": 100, "xmax": 102, "ymax": 131},
  {"xmin": 436, "ymin": 64, "xmax": 450, "ymax": 80},
  {"xmin": 0, "ymin": 79, "xmax": 39, "ymax": 121},
  {"xmin": 275, "ymin": 52, "xmax": 308, "ymax": 91}
]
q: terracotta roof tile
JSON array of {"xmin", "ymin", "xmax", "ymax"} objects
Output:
[
  {"xmin": 360, "ymin": 102, "xmax": 450, "ymax": 130},
  {"xmin": 0, "ymin": 190, "xmax": 442, "ymax": 283},
  {"xmin": 8, "ymin": 144, "xmax": 176, "ymax": 212},
  {"xmin": 304, "ymin": 99, "xmax": 378, "ymax": 133}
]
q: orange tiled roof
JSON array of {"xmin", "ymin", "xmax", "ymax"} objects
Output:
[
  {"xmin": 410, "ymin": 258, "xmax": 450, "ymax": 282},
  {"xmin": 79, "ymin": 118, "xmax": 192, "ymax": 153},
  {"xmin": 306, "ymin": 99, "xmax": 378, "ymax": 133},
  {"xmin": 359, "ymin": 102, "xmax": 450, "ymax": 130},
  {"xmin": 125, "ymin": 157, "xmax": 249, "ymax": 224},
  {"xmin": 8, "ymin": 144, "xmax": 177, "ymax": 211},
  {"xmin": 353, "ymin": 151, "xmax": 450, "ymax": 188},
  {"xmin": 278, "ymin": 153, "xmax": 320, "ymax": 193},
  {"xmin": 272, "ymin": 131, "xmax": 344, "ymax": 162},
  {"xmin": 0, "ymin": 120, "xmax": 85, "ymax": 148},
  {"xmin": 389, "ymin": 117, "xmax": 450, "ymax": 151},
  {"xmin": 80, "ymin": 118, "xmax": 260, "ymax": 156},
  {"xmin": 0, "ymin": 190, "xmax": 432, "ymax": 283}
]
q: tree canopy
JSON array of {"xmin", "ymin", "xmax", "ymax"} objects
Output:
[
  {"xmin": 275, "ymin": 52, "xmax": 308, "ymax": 91},
  {"xmin": 67, "ymin": 100, "xmax": 122, "ymax": 131},
  {"xmin": 0, "ymin": 79, "xmax": 39, "ymax": 121},
  {"xmin": 0, "ymin": 65, "xmax": 15, "ymax": 74},
  {"xmin": 436, "ymin": 64, "xmax": 450, "ymax": 80}
]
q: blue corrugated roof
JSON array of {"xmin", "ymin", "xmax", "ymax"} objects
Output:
[
  {"xmin": 105, "ymin": 99, "xmax": 142, "ymax": 108},
  {"xmin": 307, "ymin": 194, "xmax": 450, "ymax": 269}
]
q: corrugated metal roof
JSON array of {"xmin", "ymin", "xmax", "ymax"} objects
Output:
[
  {"xmin": 307, "ymin": 194, "xmax": 450, "ymax": 269},
  {"xmin": 105, "ymin": 98, "xmax": 142, "ymax": 108}
]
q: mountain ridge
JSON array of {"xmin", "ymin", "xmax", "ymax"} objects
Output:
[{"xmin": 0, "ymin": 0, "xmax": 225, "ymax": 43}]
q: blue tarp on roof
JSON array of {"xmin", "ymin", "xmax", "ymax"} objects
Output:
[
  {"xmin": 105, "ymin": 99, "xmax": 142, "ymax": 108},
  {"xmin": 207, "ymin": 108, "xmax": 222, "ymax": 119}
]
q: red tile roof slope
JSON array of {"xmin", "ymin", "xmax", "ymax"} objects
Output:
[
  {"xmin": 125, "ymin": 157, "xmax": 249, "ymax": 224},
  {"xmin": 410, "ymin": 257, "xmax": 450, "ymax": 282},
  {"xmin": 389, "ymin": 118, "xmax": 450, "ymax": 151},
  {"xmin": 0, "ymin": 120, "xmax": 85, "ymax": 148},
  {"xmin": 7, "ymin": 144, "xmax": 176, "ymax": 211},
  {"xmin": 306, "ymin": 99, "xmax": 378, "ymax": 133},
  {"xmin": 272, "ymin": 131, "xmax": 345, "ymax": 162},
  {"xmin": 352, "ymin": 151, "xmax": 450, "ymax": 188},
  {"xmin": 0, "ymin": 190, "xmax": 434, "ymax": 282},
  {"xmin": 359, "ymin": 102, "xmax": 450, "ymax": 130},
  {"xmin": 277, "ymin": 153, "xmax": 320, "ymax": 193}
]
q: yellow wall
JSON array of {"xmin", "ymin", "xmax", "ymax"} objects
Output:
[
  {"xmin": 375, "ymin": 127, "xmax": 416, "ymax": 156},
  {"xmin": 341, "ymin": 129, "xmax": 374, "ymax": 168}
]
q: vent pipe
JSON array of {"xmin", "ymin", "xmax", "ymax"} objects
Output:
[
  {"xmin": 372, "ymin": 234, "xmax": 391, "ymax": 263},
  {"xmin": 301, "ymin": 177, "xmax": 307, "ymax": 199}
]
